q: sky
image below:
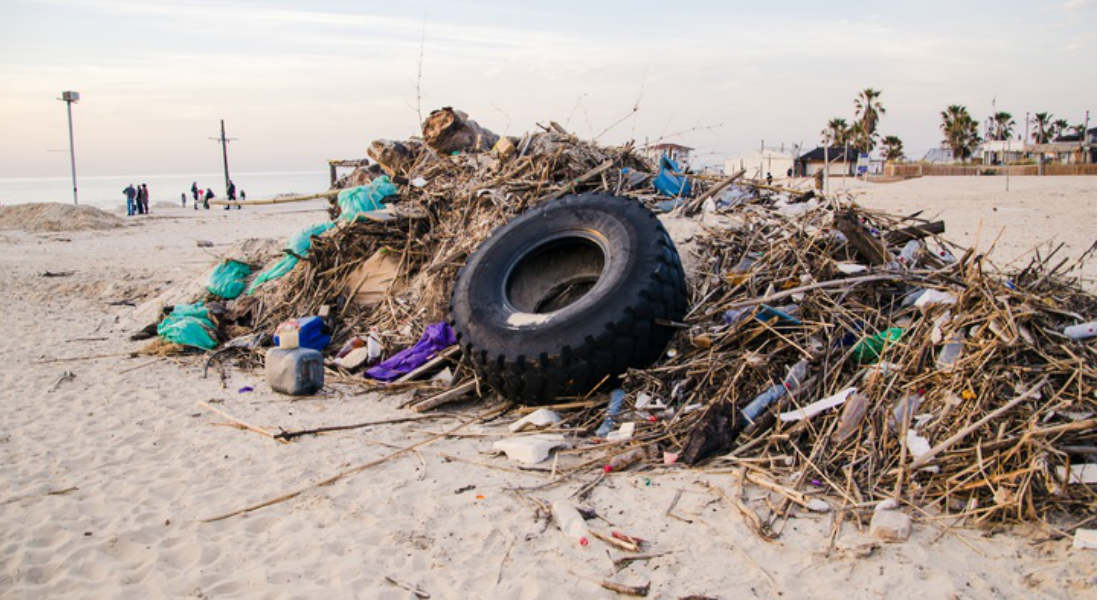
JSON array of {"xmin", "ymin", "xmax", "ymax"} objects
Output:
[{"xmin": 0, "ymin": 0, "xmax": 1096, "ymax": 177}]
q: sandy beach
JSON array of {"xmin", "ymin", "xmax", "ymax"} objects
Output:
[{"xmin": 0, "ymin": 176, "xmax": 1095, "ymax": 598}]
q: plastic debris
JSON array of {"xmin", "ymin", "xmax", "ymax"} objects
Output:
[
  {"xmin": 492, "ymin": 434, "xmax": 568, "ymax": 464},
  {"xmin": 1064, "ymin": 321, "xmax": 1097, "ymax": 340},
  {"xmin": 365, "ymin": 322, "xmax": 455, "ymax": 381},
  {"xmin": 596, "ymin": 389, "xmax": 626, "ymax": 438},
  {"xmin": 779, "ymin": 387, "xmax": 858, "ymax": 422},
  {"xmin": 509, "ymin": 408, "xmax": 562, "ymax": 433}
]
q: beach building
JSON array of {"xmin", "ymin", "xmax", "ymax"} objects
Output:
[
  {"xmin": 794, "ymin": 146, "xmax": 860, "ymax": 176},
  {"xmin": 921, "ymin": 147, "xmax": 955, "ymax": 163},
  {"xmin": 643, "ymin": 142, "xmax": 693, "ymax": 166},
  {"xmin": 723, "ymin": 148, "xmax": 796, "ymax": 178}
]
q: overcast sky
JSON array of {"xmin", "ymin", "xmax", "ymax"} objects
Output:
[{"xmin": 0, "ymin": 0, "xmax": 1095, "ymax": 177}]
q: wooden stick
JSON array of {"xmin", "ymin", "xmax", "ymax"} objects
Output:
[
  {"xmin": 35, "ymin": 351, "xmax": 133, "ymax": 364},
  {"xmin": 202, "ymin": 403, "xmax": 511, "ymax": 522},
  {"xmin": 383, "ymin": 576, "xmax": 429, "ymax": 599},
  {"xmin": 207, "ymin": 189, "xmax": 340, "ymax": 206},
  {"xmin": 678, "ymin": 168, "xmax": 745, "ymax": 215},
  {"xmin": 910, "ymin": 377, "xmax": 1047, "ymax": 470},
  {"xmin": 536, "ymin": 159, "xmax": 615, "ymax": 203},
  {"xmin": 273, "ymin": 413, "xmax": 454, "ymax": 440},
  {"xmin": 393, "ymin": 346, "xmax": 460, "ymax": 383},
  {"xmin": 198, "ymin": 401, "xmax": 290, "ymax": 445},
  {"xmin": 599, "ymin": 579, "xmax": 650, "ymax": 597},
  {"xmin": 411, "ymin": 380, "xmax": 477, "ymax": 412}
]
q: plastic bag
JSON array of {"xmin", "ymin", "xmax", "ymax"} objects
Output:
[
  {"xmin": 852, "ymin": 327, "xmax": 905, "ymax": 363},
  {"xmin": 653, "ymin": 155, "xmax": 692, "ymax": 197},
  {"xmin": 336, "ymin": 176, "xmax": 398, "ymax": 222},
  {"xmin": 157, "ymin": 302, "xmax": 217, "ymax": 349},
  {"xmin": 248, "ymin": 222, "xmax": 336, "ymax": 295},
  {"xmin": 206, "ymin": 259, "xmax": 252, "ymax": 299}
]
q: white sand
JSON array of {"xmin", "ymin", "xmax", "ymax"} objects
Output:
[
  {"xmin": 0, "ymin": 186, "xmax": 1095, "ymax": 598},
  {"xmin": 844, "ymin": 175, "xmax": 1097, "ymax": 291}
]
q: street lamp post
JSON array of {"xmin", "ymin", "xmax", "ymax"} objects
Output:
[{"xmin": 58, "ymin": 90, "xmax": 80, "ymax": 205}]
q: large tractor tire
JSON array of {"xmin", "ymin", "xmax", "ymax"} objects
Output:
[{"xmin": 450, "ymin": 192, "xmax": 687, "ymax": 405}]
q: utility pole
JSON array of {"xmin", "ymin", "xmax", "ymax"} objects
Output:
[
  {"xmin": 58, "ymin": 91, "xmax": 80, "ymax": 205},
  {"xmin": 209, "ymin": 119, "xmax": 238, "ymax": 197}
]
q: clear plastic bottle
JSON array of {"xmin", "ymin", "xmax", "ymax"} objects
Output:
[
  {"xmin": 936, "ymin": 334, "xmax": 965, "ymax": 370},
  {"xmin": 898, "ymin": 240, "xmax": 921, "ymax": 267},
  {"xmin": 552, "ymin": 500, "xmax": 590, "ymax": 547},
  {"xmin": 604, "ymin": 447, "xmax": 647, "ymax": 472}
]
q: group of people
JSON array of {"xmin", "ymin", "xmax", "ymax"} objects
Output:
[
  {"xmin": 187, "ymin": 181, "xmax": 245, "ymax": 210},
  {"xmin": 123, "ymin": 183, "xmax": 149, "ymax": 216}
]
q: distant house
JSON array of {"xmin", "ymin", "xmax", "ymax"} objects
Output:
[
  {"xmin": 644, "ymin": 143, "xmax": 693, "ymax": 166},
  {"xmin": 979, "ymin": 131, "xmax": 1096, "ymax": 165},
  {"xmin": 724, "ymin": 149, "xmax": 796, "ymax": 179},
  {"xmin": 794, "ymin": 146, "xmax": 860, "ymax": 177},
  {"xmin": 921, "ymin": 148, "xmax": 955, "ymax": 164}
]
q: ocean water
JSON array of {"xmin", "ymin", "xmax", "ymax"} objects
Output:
[{"xmin": 0, "ymin": 170, "xmax": 330, "ymax": 211}]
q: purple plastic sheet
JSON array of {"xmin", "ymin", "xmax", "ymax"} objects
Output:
[{"xmin": 365, "ymin": 322, "xmax": 456, "ymax": 381}]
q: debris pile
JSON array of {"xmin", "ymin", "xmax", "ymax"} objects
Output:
[{"xmin": 157, "ymin": 108, "xmax": 1096, "ymax": 529}]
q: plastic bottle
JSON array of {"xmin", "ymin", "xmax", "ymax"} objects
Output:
[
  {"xmin": 936, "ymin": 334, "xmax": 965, "ymax": 370},
  {"xmin": 1064, "ymin": 321, "xmax": 1097, "ymax": 340},
  {"xmin": 551, "ymin": 500, "xmax": 589, "ymax": 547},
  {"xmin": 596, "ymin": 389, "xmax": 626, "ymax": 438},
  {"xmin": 604, "ymin": 447, "xmax": 647, "ymax": 473},
  {"xmin": 266, "ymin": 347, "xmax": 324, "ymax": 395},
  {"xmin": 739, "ymin": 359, "xmax": 809, "ymax": 426},
  {"xmin": 898, "ymin": 240, "xmax": 921, "ymax": 267}
]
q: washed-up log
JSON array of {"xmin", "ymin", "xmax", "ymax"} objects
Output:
[
  {"xmin": 885, "ymin": 221, "xmax": 946, "ymax": 244},
  {"xmin": 834, "ymin": 210, "xmax": 889, "ymax": 265},
  {"xmin": 368, "ymin": 139, "xmax": 422, "ymax": 176},
  {"xmin": 421, "ymin": 107, "xmax": 500, "ymax": 154}
]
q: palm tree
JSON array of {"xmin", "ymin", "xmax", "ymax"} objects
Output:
[
  {"xmin": 822, "ymin": 117, "xmax": 850, "ymax": 146},
  {"xmin": 985, "ymin": 111, "xmax": 1015, "ymax": 141},
  {"xmin": 1052, "ymin": 119, "xmax": 1069, "ymax": 139},
  {"xmin": 853, "ymin": 88, "xmax": 885, "ymax": 152},
  {"xmin": 1031, "ymin": 112, "xmax": 1053, "ymax": 143},
  {"xmin": 940, "ymin": 105, "xmax": 980, "ymax": 160},
  {"xmin": 882, "ymin": 135, "xmax": 904, "ymax": 161}
]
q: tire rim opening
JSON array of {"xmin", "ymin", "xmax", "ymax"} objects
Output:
[{"xmin": 506, "ymin": 235, "xmax": 606, "ymax": 314}]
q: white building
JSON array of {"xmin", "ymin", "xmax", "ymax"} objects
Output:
[{"xmin": 724, "ymin": 149, "xmax": 796, "ymax": 179}]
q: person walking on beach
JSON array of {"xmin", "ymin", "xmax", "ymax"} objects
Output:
[
  {"xmin": 225, "ymin": 180, "xmax": 237, "ymax": 211},
  {"xmin": 181, "ymin": 192, "xmax": 187, "ymax": 207},
  {"xmin": 123, "ymin": 183, "xmax": 137, "ymax": 216},
  {"xmin": 190, "ymin": 181, "xmax": 200, "ymax": 209},
  {"xmin": 239, "ymin": 189, "xmax": 246, "ymax": 208},
  {"xmin": 135, "ymin": 183, "xmax": 145, "ymax": 215},
  {"xmin": 140, "ymin": 183, "xmax": 150, "ymax": 214},
  {"xmin": 204, "ymin": 188, "xmax": 214, "ymax": 209}
]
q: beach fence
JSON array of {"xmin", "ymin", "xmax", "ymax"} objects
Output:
[{"xmin": 884, "ymin": 162, "xmax": 1096, "ymax": 177}]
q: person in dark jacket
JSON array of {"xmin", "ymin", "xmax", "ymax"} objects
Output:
[
  {"xmin": 225, "ymin": 180, "xmax": 236, "ymax": 210},
  {"xmin": 140, "ymin": 183, "xmax": 150, "ymax": 214},
  {"xmin": 190, "ymin": 181, "xmax": 200, "ymax": 209},
  {"xmin": 204, "ymin": 188, "xmax": 214, "ymax": 209},
  {"xmin": 123, "ymin": 184, "xmax": 137, "ymax": 216},
  {"xmin": 239, "ymin": 189, "xmax": 245, "ymax": 209}
]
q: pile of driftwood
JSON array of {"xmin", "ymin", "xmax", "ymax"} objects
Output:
[{"xmin": 222, "ymin": 108, "xmax": 1095, "ymax": 530}]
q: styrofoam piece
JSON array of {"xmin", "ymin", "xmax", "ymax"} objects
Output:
[
  {"xmin": 1073, "ymin": 528, "xmax": 1097, "ymax": 549},
  {"xmin": 508, "ymin": 408, "xmax": 562, "ymax": 433},
  {"xmin": 492, "ymin": 434, "xmax": 568, "ymax": 464},
  {"xmin": 606, "ymin": 422, "xmax": 636, "ymax": 442}
]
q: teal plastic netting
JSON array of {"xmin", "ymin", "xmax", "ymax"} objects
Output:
[
  {"xmin": 247, "ymin": 221, "xmax": 336, "ymax": 295},
  {"xmin": 206, "ymin": 259, "xmax": 252, "ymax": 299},
  {"xmin": 157, "ymin": 302, "xmax": 217, "ymax": 349},
  {"xmin": 336, "ymin": 176, "xmax": 398, "ymax": 222}
]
